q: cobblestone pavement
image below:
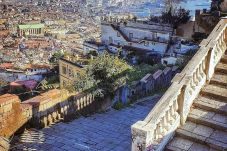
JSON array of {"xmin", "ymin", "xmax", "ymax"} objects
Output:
[{"xmin": 10, "ymin": 95, "xmax": 160, "ymax": 151}]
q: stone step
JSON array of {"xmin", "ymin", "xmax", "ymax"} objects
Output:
[
  {"xmin": 194, "ymin": 96, "xmax": 227, "ymax": 115},
  {"xmin": 216, "ymin": 62, "xmax": 227, "ymax": 74},
  {"xmin": 188, "ymin": 108, "xmax": 227, "ymax": 131},
  {"xmin": 166, "ymin": 136, "xmax": 215, "ymax": 151},
  {"xmin": 175, "ymin": 121, "xmax": 227, "ymax": 151},
  {"xmin": 221, "ymin": 54, "xmax": 227, "ymax": 64},
  {"xmin": 210, "ymin": 74, "xmax": 227, "ymax": 88},
  {"xmin": 201, "ymin": 84, "xmax": 227, "ymax": 102}
]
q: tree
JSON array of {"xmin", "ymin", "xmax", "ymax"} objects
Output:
[
  {"xmin": 211, "ymin": 0, "xmax": 224, "ymax": 11},
  {"xmin": 49, "ymin": 50, "xmax": 64, "ymax": 64},
  {"xmin": 0, "ymin": 79, "xmax": 7, "ymax": 87},
  {"xmin": 150, "ymin": 1, "xmax": 190, "ymax": 29},
  {"xmin": 161, "ymin": 7, "xmax": 190, "ymax": 28},
  {"xmin": 74, "ymin": 53, "xmax": 131, "ymax": 100}
]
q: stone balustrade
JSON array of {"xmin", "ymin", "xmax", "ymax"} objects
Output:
[
  {"xmin": 0, "ymin": 89, "xmax": 101, "ymax": 138},
  {"xmin": 131, "ymin": 18, "xmax": 227, "ymax": 151},
  {"xmin": 74, "ymin": 93, "xmax": 95, "ymax": 111}
]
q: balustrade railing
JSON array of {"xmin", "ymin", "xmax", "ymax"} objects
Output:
[{"xmin": 131, "ymin": 18, "xmax": 227, "ymax": 151}]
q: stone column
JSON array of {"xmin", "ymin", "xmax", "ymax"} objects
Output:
[{"xmin": 131, "ymin": 121, "xmax": 154, "ymax": 151}]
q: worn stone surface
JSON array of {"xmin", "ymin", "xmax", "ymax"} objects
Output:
[
  {"xmin": 10, "ymin": 96, "xmax": 160, "ymax": 151},
  {"xmin": 192, "ymin": 124, "xmax": 214, "ymax": 138},
  {"xmin": 166, "ymin": 137, "xmax": 193, "ymax": 151},
  {"xmin": 194, "ymin": 96, "xmax": 227, "ymax": 114},
  {"xmin": 211, "ymin": 74, "xmax": 227, "ymax": 87},
  {"xmin": 167, "ymin": 57, "xmax": 227, "ymax": 150},
  {"xmin": 188, "ymin": 143, "xmax": 211, "ymax": 151},
  {"xmin": 216, "ymin": 62, "xmax": 227, "ymax": 74},
  {"xmin": 201, "ymin": 84, "xmax": 227, "ymax": 100}
]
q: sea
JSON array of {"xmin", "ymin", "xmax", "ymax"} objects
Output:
[{"xmin": 112, "ymin": 0, "xmax": 212, "ymax": 18}]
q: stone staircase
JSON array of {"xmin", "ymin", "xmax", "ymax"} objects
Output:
[{"xmin": 166, "ymin": 53, "xmax": 227, "ymax": 151}]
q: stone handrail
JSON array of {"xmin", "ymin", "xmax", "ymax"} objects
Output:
[
  {"xmin": 131, "ymin": 18, "xmax": 227, "ymax": 151},
  {"xmin": 0, "ymin": 89, "xmax": 97, "ymax": 138}
]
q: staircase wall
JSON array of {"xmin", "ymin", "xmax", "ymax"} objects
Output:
[{"xmin": 0, "ymin": 89, "xmax": 111, "ymax": 138}]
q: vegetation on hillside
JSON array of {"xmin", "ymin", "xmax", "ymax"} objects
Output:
[
  {"xmin": 72, "ymin": 53, "xmax": 161, "ymax": 100},
  {"xmin": 150, "ymin": 4, "xmax": 190, "ymax": 28}
]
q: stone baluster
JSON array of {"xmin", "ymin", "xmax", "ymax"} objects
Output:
[
  {"xmin": 217, "ymin": 39, "xmax": 222, "ymax": 53},
  {"xmin": 162, "ymin": 116, "xmax": 167, "ymax": 134},
  {"xmin": 193, "ymin": 71, "xmax": 199, "ymax": 86},
  {"xmin": 83, "ymin": 98, "xmax": 86, "ymax": 107},
  {"xmin": 166, "ymin": 109, "xmax": 172, "ymax": 125},
  {"xmin": 220, "ymin": 34, "xmax": 224, "ymax": 47},
  {"xmin": 222, "ymin": 32, "xmax": 227, "ymax": 51},
  {"xmin": 196, "ymin": 66, "xmax": 202, "ymax": 82},
  {"xmin": 157, "ymin": 122, "xmax": 163, "ymax": 139},
  {"xmin": 174, "ymin": 99, "xmax": 178, "ymax": 112},
  {"xmin": 202, "ymin": 60, "xmax": 206, "ymax": 76},
  {"xmin": 199, "ymin": 63, "xmax": 205, "ymax": 78},
  {"xmin": 154, "ymin": 128, "xmax": 157, "ymax": 140},
  {"xmin": 170, "ymin": 104, "xmax": 176, "ymax": 119},
  {"xmin": 81, "ymin": 99, "xmax": 83, "ymax": 108},
  {"xmin": 77, "ymin": 99, "xmax": 80, "ymax": 110},
  {"xmin": 188, "ymin": 80, "xmax": 194, "ymax": 95},
  {"xmin": 90, "ymin": 95, "xmax": 92, "ymax": 104},
  {"xmin": 221, "ymin": 32, "xmax": 226, "ymax": 51}
]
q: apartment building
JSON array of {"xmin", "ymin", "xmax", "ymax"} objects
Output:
[
  {"xmin": 59, "ymin": 57, "xmax": 85, "ymax": 88},
  {"xmin": 101, "ymin": 17, "xmax": 174, "ymax": 55}
]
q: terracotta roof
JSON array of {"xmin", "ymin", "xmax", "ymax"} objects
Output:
[
  {"xmin": 0, "ymin": 94, "xmax": 19, "ymax": 106},
  {"xmin": 25, "ymin": 64, "xmax": 50, "ymax": 70},
  {"xmin": 10, "ymin": 80, "xmax": 37, "ymax": 90},
  {"xmin": 22, "ymin": 89, "xmax": 61, "ymax": 107},
  {"xmin": 0, "ymin": 63, "xmax": 13, "ymax": 69}
]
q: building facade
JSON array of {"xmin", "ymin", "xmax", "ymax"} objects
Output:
[
  {"xmin": 83, "ymin": 41, "xmax": 106, "ymax": 54},
  {"xmin": 101, "ymin": 18, "xmax": 174, "ymax": 55},
  {"xmin": 18, "ymin": 23, "xmax": 45, "ymax": 37},
  {"xmin": 59, "ymin": 58, "xmax": 84, "ymax": 88}
]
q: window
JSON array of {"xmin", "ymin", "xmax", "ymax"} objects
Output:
[
  {"xmin": 68, "ymin": 68, "xmax": 73, "ymax": 77},
  {"xmin": 63, "ymin": 80, "xmax": 67, "ymax": 87},
  {"xmin": 164, "ymin": 60, "xmax": 168, "ymax": 65},
  {"xmin": 129, "ymin": 33, "xmax": 133, "ymax": 39},
  {"xmin": 153, "ymin": 32, "xmax": 157, "ymax": 39},
  {"xmin": 62, "ymin": 66, "xmax": 67, "ymax": 75},
  {"xmin": 144, "ymin": 41, "xmax": 149, "ymax": 46},
  {"xmin": 117, "ymin": 32, "xmax": 120, "ymax": 37},
  {"xmin": 109, "ymin": 37, "xmax": 113, "ymax": 44}
]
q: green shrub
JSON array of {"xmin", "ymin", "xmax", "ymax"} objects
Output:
[{"xmin": 113, "ymin": 101, "xmax": 124, "ymax": 110}]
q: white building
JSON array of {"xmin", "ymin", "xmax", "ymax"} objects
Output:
[
  {"xmin": 83, "ymin": 41, "xmax": 106, "ymax": 54},
  {"xmin": 161, "ymin": 56, "xmax": 178, "ymax": 66},
  {"xmin": 101, "ymin": 18, "xmax": 173, "ymax": 55}
]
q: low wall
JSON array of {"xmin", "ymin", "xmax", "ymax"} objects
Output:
[
  {"xmin": 0, "ymin": 94, "xmax": 29, "ymax": 138},
  {"xmin": 0, "ymin": 89, "xmax": 111, "ymax": 138}
]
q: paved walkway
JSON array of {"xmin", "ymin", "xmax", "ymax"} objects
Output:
[{"xmin": 10, "ymin": 95, "xmax": 160, "ymax": 151}]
